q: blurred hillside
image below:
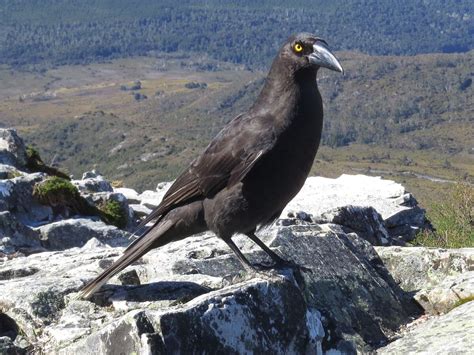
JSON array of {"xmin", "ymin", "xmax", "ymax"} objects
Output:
[
  {"xmin": 0, "ymin": 0, "xmax": 472, "ymax": 68},
  {"xmin": 0, "ymin": 51, "xmax": 472, "ymax": 198}
]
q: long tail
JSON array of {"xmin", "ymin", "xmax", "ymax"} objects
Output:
[{"xmin": 78, "ymin": 219, "xmax": 173, "ymax": 299}]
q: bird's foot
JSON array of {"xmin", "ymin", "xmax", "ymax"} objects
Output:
[{"xmin": 271, "ymin": 258, "xmax": 312, "ymax": 274}]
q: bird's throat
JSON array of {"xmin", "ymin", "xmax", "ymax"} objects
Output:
[{"xmin": 251, "ymin": 65, "xmax": 319, "ymax": 128}]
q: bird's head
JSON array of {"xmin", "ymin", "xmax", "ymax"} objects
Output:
[{"xmin": 278, "ymin": 33, "xmax": 343, "ymax": 74}]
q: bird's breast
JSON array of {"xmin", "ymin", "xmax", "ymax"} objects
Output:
[{"xmin": 243, "ymin": 92, "xmax": 323, "ymax": 214}]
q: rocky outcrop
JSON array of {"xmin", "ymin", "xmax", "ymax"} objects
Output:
[
  {"xmin": 0, "ymin": 226, "xmax": 420, "ymax": 354},
  {"xmin": 0, "ymin": 129, "xmax": 28, "ymax": 168},
  {"xmin": 72, "ymin": 171, "xmax": 113, "ymax": 193},
  {"xmin": 37, "ymin": 218, "xmax": 129, "ymax": 250},
  {"xmin": 0, "ymin": 128, "xmax": 133, "ymax": 255},
  {"xmin": 377, "ymin": 301, "xmax": 474, "ymax": 354},
  {"xmin": 112, "ymin": 175, "xmax": 429, "ymax": 246},
  {"xmin": 1, "ymin": 128, "xmax": 472, "ymax": 354},
  {"xmin": 283, "ymin": 174, "xmax": 430, "ymax": 243},
  {"xmin": 376, "ymin": 247, "xmax": 474, "ymax": 315}
]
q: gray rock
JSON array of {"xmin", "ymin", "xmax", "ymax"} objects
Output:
[
  {"xmin": 0, "ymin": 129, "xmax": 28, "ymax": 168},
  {"xmin": 62, "ymin": 278, "xmax": 316, "ymax": 355},
  {"xmin": 377, "ymin": 301, "xmax": 474, "ymax": 354},
  {"xmin": 0, "ymin": 336, "xmax": 17, "ymax": 355},
  {"xmin": 120, "ymin": 175, "xmax": 429, "ymax": 244},
  {"xmin": 85, "ymin": 191, "xmax": 127, "ymax": 205},
  {"xmin": 129, "ymin": 203, "xmax": 152, "ymax": 218},
  {"xmin": 283, "ymin": 175, "xmax": 430, "ymax": 242},
  {"xmin": 0, "ymin": 173, "xmax": 53, "ymax": 224},
  {"xmin": 375, "ymin": 246, "xmax": 474, "ymax": 293},
  {"xmin": 84, "ymin": 191, "xmax": 135, "ymax": 229},
  {"xmin": 113, "ymin": 187, "xmax": 141, "ymax": 204},
  {"xmin": 0, "ymin": 211, "xmax": 43, "ymax": 255},
  {"xmin": 375, "ymin": 246, "xmax": 474, "ymax": 316},
  {"xmin": 138, "ymin": 190, "xmax": 166, "ymax": 209},
  {"xmin": 156, "ymin": 181, "xmax": 173, "ymax": 192},
  {"xmin": 0, "ymin": 164, "xmax": 25, "ymax": 180},
  {"xmin": 37, "ymin": 218, "xmax": 130, "ymax": 250},
  {"xmin": 72, "ymin": 170, "xmax": 113, "ymax": 193},
  {"xmin": 414, "ymin": 271, "xmax": 474, "ymax": 315},
  {"xmin": 316, "ymin": 205, "xmax": 391, "ymax": 245},
  {"xmin": 0, "ymin": 224, "xmax": 418, "ymax": 354}
]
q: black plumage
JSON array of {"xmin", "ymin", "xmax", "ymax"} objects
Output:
[{"xmin": 79, "ymin": 33, "xmax": 343, "ymax": 299}]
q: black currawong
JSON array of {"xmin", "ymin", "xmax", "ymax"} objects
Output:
[{"xmin": 79, "ymin": 33, "xmax": 343, "ymax": 299}]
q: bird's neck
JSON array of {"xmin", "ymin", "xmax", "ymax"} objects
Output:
[{"xmin": 251, "ymin": 63, "xmax": 319, "ymax": 125}]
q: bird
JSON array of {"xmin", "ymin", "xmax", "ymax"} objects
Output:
[{"xmin": 79, "ymin": 33, "xmax": 343, "ymax": 299}]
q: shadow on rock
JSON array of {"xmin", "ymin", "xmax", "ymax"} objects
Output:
[{"xmin": 89, "ymin": 281, "xmax": 212, "ymax": 306}]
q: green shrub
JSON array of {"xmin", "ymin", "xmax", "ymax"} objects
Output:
[
  {"xmin": 100, "ymin": 200, "xmax": 127, "ymax": 229},
  {"xmin": 25, "ymin": 145, "xmax": 41, "ymax": 161},
  {"xmin": 414, "ymin": 183, "xmax": 473, "ymax": 248},
  {"xmin": 33, "ymin": 177, "xmax": 79, "ymax": 205},
  {"xmin": 26, "ymin": 145, "xmax": 70, "ymax": 179}
]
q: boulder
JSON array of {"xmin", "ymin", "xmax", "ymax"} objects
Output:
[
  {"xmin": 377, "ymin": 301, "xmax": 474, "ymax": 354},
  {"xmin": 0, "ymin": 225, "xmax": 418, "ymax": 353},
  {"xmin": 113, "ymin": 187, "xmax": 141, "ymax": 204},
  {"xmin": 414, "ymin": 271, "xmax": 474, "ymax": 315},
  {"xmin": 72, "ymin": 170, "xmax": 113, "ymax": 193},
  {"xmin": 138, "ymin": 190, "xmax": 166, "ymax": 209},
  {"xmin": 0, "ymin": 129, "xmax": 28, "ymax": 168},
  {"xmin": 129, "ymin": 204, "xmax": 152, "ymax": 218},
  {"xmin": 0, "ymin": 173, "xmax": 53, "ymax": 225},
  {"xmin": 37, "ymin": 218, "xmax": 130, "ymax": 250},
  {"xmin": 375, "ymin": 246, "xmax": 474, "ymax": 315},
  {"xmin": 135, "ymin": 182, "xmax": 172, "ymax": 209},
  {"xmin": 0, "ymin": 211, "xmax": 43, "ymax": 255},
  {"xmin": 283, "ymin": 175, "xmax": 430, "ymax": 242},
  {"xmin": 375, "ymin": 246, "xmax": 474, "ymax": 293},
  {"xmin": 315, "ymin": 205, "xmax": 391, "ymax": 245},
  {"xmin": 84, "ymin": 191, "xmax": 135, "ymax": 229},
  {"xmin": 119, "ymin": 176, "xmax": 427, "ymax": 245}
]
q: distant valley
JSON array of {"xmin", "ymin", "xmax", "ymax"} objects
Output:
[{"xmin": 0, "ymin": 50, "xmax": 472, "ymax": 213}]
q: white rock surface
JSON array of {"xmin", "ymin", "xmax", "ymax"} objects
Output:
[
  {"xmin": 138, "ymin": 190, "xmax": 167, "ymax": 209},
  {"xmin": 114, "ymin": 187, "xmax": 141, "ymax": 204},
  {"xmin": 377, "ymin": 301, "xmax": 474, "ymax": 354},
  {"xmin": 282, "ymin": 174, "xmax": 427, "ymax": 241},
  {"xmin": 415, "ymin": 271, "xmax": 474, "ymax": 315},
  {"xmin": 129, "ymin": 203, "xmax": 152, "ymax": 217},
  {"xmin": 376, "ymin": 246, "xmax": 474, "ymax": 315},
  {"xmin": 36, "ymin": 218, "xmax": 130, "ymax": 250},
  {"xmin": 283, "ymin": 174, "xmax": 408, "ymax": 219},
  {"xmin": 0, "ymin": 225, "xmax": 417, "ymax": 354},
  {"xmin": 72, "ymin": 170, "xmax": 113, "ymax": 193}
]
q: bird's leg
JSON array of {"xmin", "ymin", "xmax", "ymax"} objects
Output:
[
  {"xmin": 246, "ymin": 232, "xmax": 289, "ymax": 266},
  {"xmin": 222, "ymin": 237, "xmax": 257, "ymax": 273}
]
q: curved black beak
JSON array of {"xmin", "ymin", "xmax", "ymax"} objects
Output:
[{"xmin": 309, "ymin": 41, "xmax": 344, "ymax": 74}]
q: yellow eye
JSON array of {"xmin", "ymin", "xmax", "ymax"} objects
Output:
[{"xmin": 294, "ymin": 43, "xmax": 303, "ymax": 53}]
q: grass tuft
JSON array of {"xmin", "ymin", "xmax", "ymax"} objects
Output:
[{"xmin": 413, "ymin": 183, "xmax": 473, "ymax": 248}]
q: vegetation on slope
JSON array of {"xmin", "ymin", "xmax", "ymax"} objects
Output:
[
  {"xmin": 1, "ymin": 51, "xmax": 471, "ymax": 193},
  {"xmin": 0, "ymin": 0, "xmax": 472, "ymax": 69},
  {"xmin": 414, "ymin": 183, "xmax": 473, "ymax": 248},
  {"xmin": 0, "ymin": 51, "xmax": 472, "ymax": 247}
]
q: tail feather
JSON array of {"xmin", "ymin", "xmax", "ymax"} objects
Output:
[{"xmin": 78, "ymin": 220, "xmax": 173, "ymax": 299}]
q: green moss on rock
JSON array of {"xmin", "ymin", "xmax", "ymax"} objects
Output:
[
  {"xmin": 33, "ymin": 177, "xmax": 128, "ymax": 229},
  {"xmin": 33, "ymin": 177, "xmax": 79, "ymax": 205},
  {"xmin": 33, "ymin": 177, "xmax": 80, "ymax": 206},
  {"xmin": 451, "ymin": 296, "xmax": 474, "ymax": 311},
  {"xmin": 99, "ymin": 200, "xmax": 127, "ymax": 229}
]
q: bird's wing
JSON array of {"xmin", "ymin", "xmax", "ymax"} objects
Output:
[{"xmin": 132, "ymin": 112, "xmax": 276, "ymax": 236}]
